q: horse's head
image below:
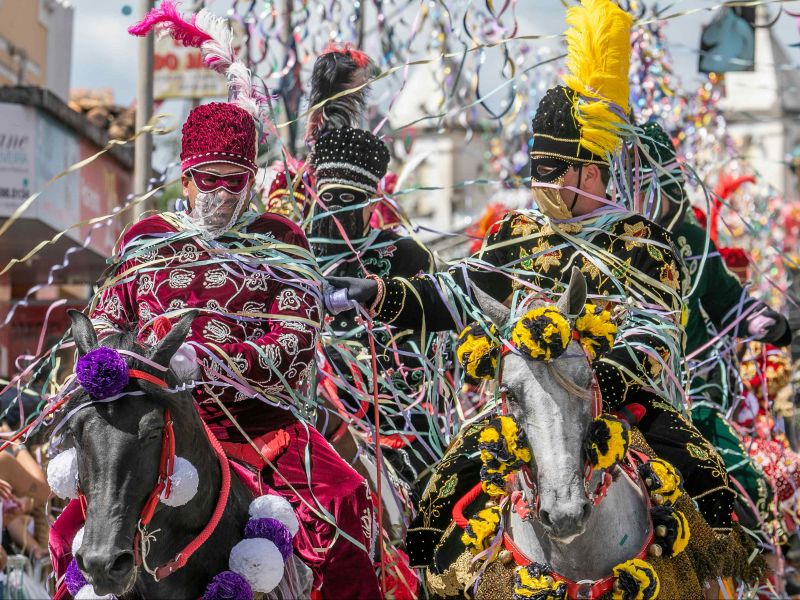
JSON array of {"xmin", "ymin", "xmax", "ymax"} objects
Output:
[
  {"xmin": 475, "ymin": 268, "xmax": 595, "ymax": 540},
  {"xmin": 66, "ymin": 310, "xmax": 197, "ymax": 596}
]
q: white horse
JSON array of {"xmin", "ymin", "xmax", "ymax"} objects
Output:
[{"xmin": 472, "ymin": 269, "xmax": 655, "ymax": 581}]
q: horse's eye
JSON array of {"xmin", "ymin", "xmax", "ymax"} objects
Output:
[
  {"xmin": 500, "ymin": 386, "xmax": 517, "ymax": 404},
  {"xmin": 139, "ymin": 427, "xmax": 162, "ymax": 443}
]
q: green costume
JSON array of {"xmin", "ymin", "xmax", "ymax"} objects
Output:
[{"xmin": 640, "ymin": 121, "xmax": 791, "ymax": 529}]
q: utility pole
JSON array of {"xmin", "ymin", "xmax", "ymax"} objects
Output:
[
  {"xmin": 356, "ymin": 0, "xmax": 366, "ymax": 49},
  {"xmin": 133, "ymin": 0, "xmax": 155, "ymax": 221}
]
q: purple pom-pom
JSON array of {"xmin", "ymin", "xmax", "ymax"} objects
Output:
[
  {"xmin": 75, "ymin": 347, "xmax": 129, "ymax": 399},
  {"xmin": 244, "ymin": 518, "xmax": 293, "ymax": 561},
  {"xmin": 203, "ymin": 570, "xmax": 253, "ymax": 600},
  {"xmin": 65, "ymin": 558, "xmax": 87, "ymax": 596}
]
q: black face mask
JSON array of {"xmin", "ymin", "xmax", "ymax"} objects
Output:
[
  {"xmin": 530, "ymin": 157, "xmax": 570, "ymax": 183},
  {"xmin": 310, "ymin": 188, "xmax": 368, "ymax": 277}
]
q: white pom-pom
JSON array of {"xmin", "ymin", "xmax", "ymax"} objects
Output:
[
  {"xmin": 160, "ymin": 457, "xmax": 199, "ymax": 507},
  {"xmin": 229, "ymin": 538, "xmax": 284, "ymax": 593},
  {"xmin": 249, "ymin": 495, "xmax": 299, "ymax": 536},
  {"xmin": 71, "ymin": 527, "xmax": 85, "ymax": 556},
  {"xmin": 75, "ymin": 584, "xmax": 115, "ymax": 599},
  {"xmin": 47, "ymin": 448, "xmax": 79, "ymax": 499}
]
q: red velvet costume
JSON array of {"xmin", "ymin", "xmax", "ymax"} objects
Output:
[{"xmin": 50, "ymin": 103, "xmax": 380, "ymax": 599}]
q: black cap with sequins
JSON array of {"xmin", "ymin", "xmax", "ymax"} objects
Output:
[{"xmin": 311, "ymin": 127, "xmax": 391, "ymax": 196}]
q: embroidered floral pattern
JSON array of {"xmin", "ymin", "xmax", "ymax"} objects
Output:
[
  {"xmin": 622, "ymin": 221, "xmax": 650, "ymax": 251},
  {"xmin": 168, "ymin": 269, "xmax": 194, "ymax": 288},
  {"xmin": 204, "ymin": 268, "xmax": 227, "ymax": 288},
  {"xmin": 203, "ymin": 319, "xmax": 233, "ymax": 343},
  {"xmin": 277, "ymin": 289, "xmax": 301, "ymax": 311}
]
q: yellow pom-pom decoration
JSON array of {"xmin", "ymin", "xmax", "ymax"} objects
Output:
[
  {"xmin": 513, "ymin": 564, "xmax": 567, "ymax": 599},
  {"xmin": 584, "ymin": 414, "xmax": 630, "ymax": 470},
  {"xmin": 511, "ymin": 306, "xmax": 571, "ymax": 362},
  {"xmin": 651, "ymin": 505, "xmax": 691, "ymax": 557},
  {"xmin": 478, "ymin": 416, "xmax": 532, "ymax": 497},
  {"xmin": 574, "ymin": 303, "xmax": 617, "ymax": 361},
  {"xmin": 461, "ymin": 505, "xmax": 502, "ymax": 554},
  {"xmin": 612, "ymin": 558, "xmax": 660, "ymax": 600},
  {"xmin": 457, "ymin": 323, "xmax": 501, "ymax": 380},
  {"xmin": 639, "ymin": 458, "xmax": 683, "ymax": 505}
]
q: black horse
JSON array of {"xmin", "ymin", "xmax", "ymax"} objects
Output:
[{"xmin": 66, "ymin": 310, "xmax": 253, "ymax": 598}]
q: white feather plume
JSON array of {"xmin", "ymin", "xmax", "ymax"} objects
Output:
[{"xmin": 196, "ymin": 9, "xmax": 235, "ymax": 74}]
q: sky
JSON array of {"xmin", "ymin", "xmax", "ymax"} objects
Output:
[{"xmin": 70, "ymin": 0, "xmax": 800, "ymax": 107}]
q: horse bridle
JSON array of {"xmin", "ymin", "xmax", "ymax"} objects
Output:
[
  {"xmin": 76, "ymin": 359, "xmax": 232, "ymax": 582},
  {"xmin": 497, "ymin": 334, "xmax": 610, "ymax": 516}
]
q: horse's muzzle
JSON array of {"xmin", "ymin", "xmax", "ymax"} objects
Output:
[
  {"xmin": 78, "ymin": 549, "xmax": 136, "ymax": 595},
  {"xmin": 538, "ymin": 499, "xmax": 591, "ymax": 540}
]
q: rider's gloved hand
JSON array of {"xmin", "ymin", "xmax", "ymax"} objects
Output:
[
  {"xmin": 324, "ymin": 277, "xmax": 379, "ymax": 315},
  {"xmin": 747, "ymin": 306, "xmax": 790, "ymax": 346},
  {"xmin": 170, "ymin": 343, "xmax": 200, "ymax": 383}
]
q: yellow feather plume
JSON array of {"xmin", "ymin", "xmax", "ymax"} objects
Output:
[{"xmin": 562, "ymin": 0, "xmax": 633, "ymax": 158}]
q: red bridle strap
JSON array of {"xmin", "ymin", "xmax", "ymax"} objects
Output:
[
  {"xmin": 138, "ymin": 409, "xmax": 175, "ymax": 527},
  {"xmin": 128, "ymin": 369, "xmax": 169, "ymax": 389},
  {"xmin": 134, "ymin": 417, "xmax": 232, "ymax": 581}
]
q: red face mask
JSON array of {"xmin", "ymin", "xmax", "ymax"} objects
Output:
[{"xmin": 188, "ymin": 169, "xmax": 251, "ymax": 194}]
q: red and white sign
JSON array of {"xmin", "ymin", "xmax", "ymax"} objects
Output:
[{"xmin": 154, "ymin": 38, "xmax": 229, "ymax": 100}]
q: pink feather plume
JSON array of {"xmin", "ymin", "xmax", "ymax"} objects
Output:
[{"xmin": 128, "ymin": 0, "xmax": 211, "ymax": 48}]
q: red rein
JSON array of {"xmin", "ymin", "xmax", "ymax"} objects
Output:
[{"xmin": 112, "ymin": 368, "xmax": 231, "ymax": 581}]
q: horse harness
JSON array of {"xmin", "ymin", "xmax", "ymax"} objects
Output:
[
  {"xmin": 451, "ymin": 339, "xmax": 657, "ymax": 600},
  {"xmin": 77, "ymin": 364, "xmax": 233, "ymax": 582}
]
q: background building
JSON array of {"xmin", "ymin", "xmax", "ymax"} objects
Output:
[{"xmin": 0, "ymin": 2, "xmax": 134, "ymax": 377}]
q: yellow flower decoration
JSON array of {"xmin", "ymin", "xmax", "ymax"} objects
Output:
[
  {"xmin": 456, "ymin": 323, "xmax": 501, "ymax": 380},
  {"xmin": 514, "ymin": 564, "xmax": 567, "ymax": 599},
  {"xmin": 574, "ymin": 303, "xmax": 617, "ymax": 361},
  {"xmin": 612, "ymin": 558, "xmax": 660, "ymax": 600},
  {"xmin": 640, "ymin": 458, "xmax": 683, "ymax": 505},
  {"xmin": 511, "ymin": 306, "xmax": 571, "ymax": 362},
  {"xmin": 585, "ymin": 414, "xmax": 630, "ymax": 470},
  {"xmin": 461, "ymin": 505, "xmax": 502, "ymax": 553},
  {"xmin": 479, "ymin": 416, "xmax": 532, "ymax": 497}
]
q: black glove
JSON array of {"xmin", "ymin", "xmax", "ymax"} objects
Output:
[
  {"xmin": 750, "ymin": 308, "xmax": 792, "ymax": 346},
  {"xmin": 326, "ymin": 276, "xmax": 379, "ymax": 305}
]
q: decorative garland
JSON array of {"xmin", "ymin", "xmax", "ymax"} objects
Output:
[
  {"xmin": 574, "ymin": 304, "xmax": 617, "ymax": 361},
  {"xmin": 456, "ymin": 322, "xmax": 500, "ymax": 380},
  {"xmin": 513, "ymin": 563, "xmax": 567, "ymax": 599},
  {"xmin": 585, "ymin": 414, "xmax": 630, "ymax": 470},
  {"xmin": 511, "ymin": 306, "xmax": 572, "ymax": 363},
  {"xmin": 478, "ymin": 416, "xmax": 532, "ymax": 498},
  {"xmin": 638, "ymin": 458, "xmax": 684, "ymax": 506},
  {"xmin": 611, "ymin": 558, "xmax": 660, "ymax": 600},
  {"xmin": 455, "ymin": 302, "xmax": 618, "ymax": 381}
]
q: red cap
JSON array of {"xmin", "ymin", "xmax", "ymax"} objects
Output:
[
  {"xmin": 719, "ymin": 246, "xmax": 748, "ymax": 282},
  {"xmin": 181, "ymin": 102, "xmax": 257, "ymax": 174}
]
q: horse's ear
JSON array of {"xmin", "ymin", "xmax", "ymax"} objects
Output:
[
  {"xmin": 556, "ymin": 267, "xmax": 587, "ymax": 316},
  {"xmin": 472, "ymin": 285, "xmax": 510, "ymax": 328},
  {"xmin": 151, "ymin": 310, "xmax": 199, "ymax": 367},
  {"xmin": 68, "ymin": 310, "xmax": 98, "ymax": 357}
]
